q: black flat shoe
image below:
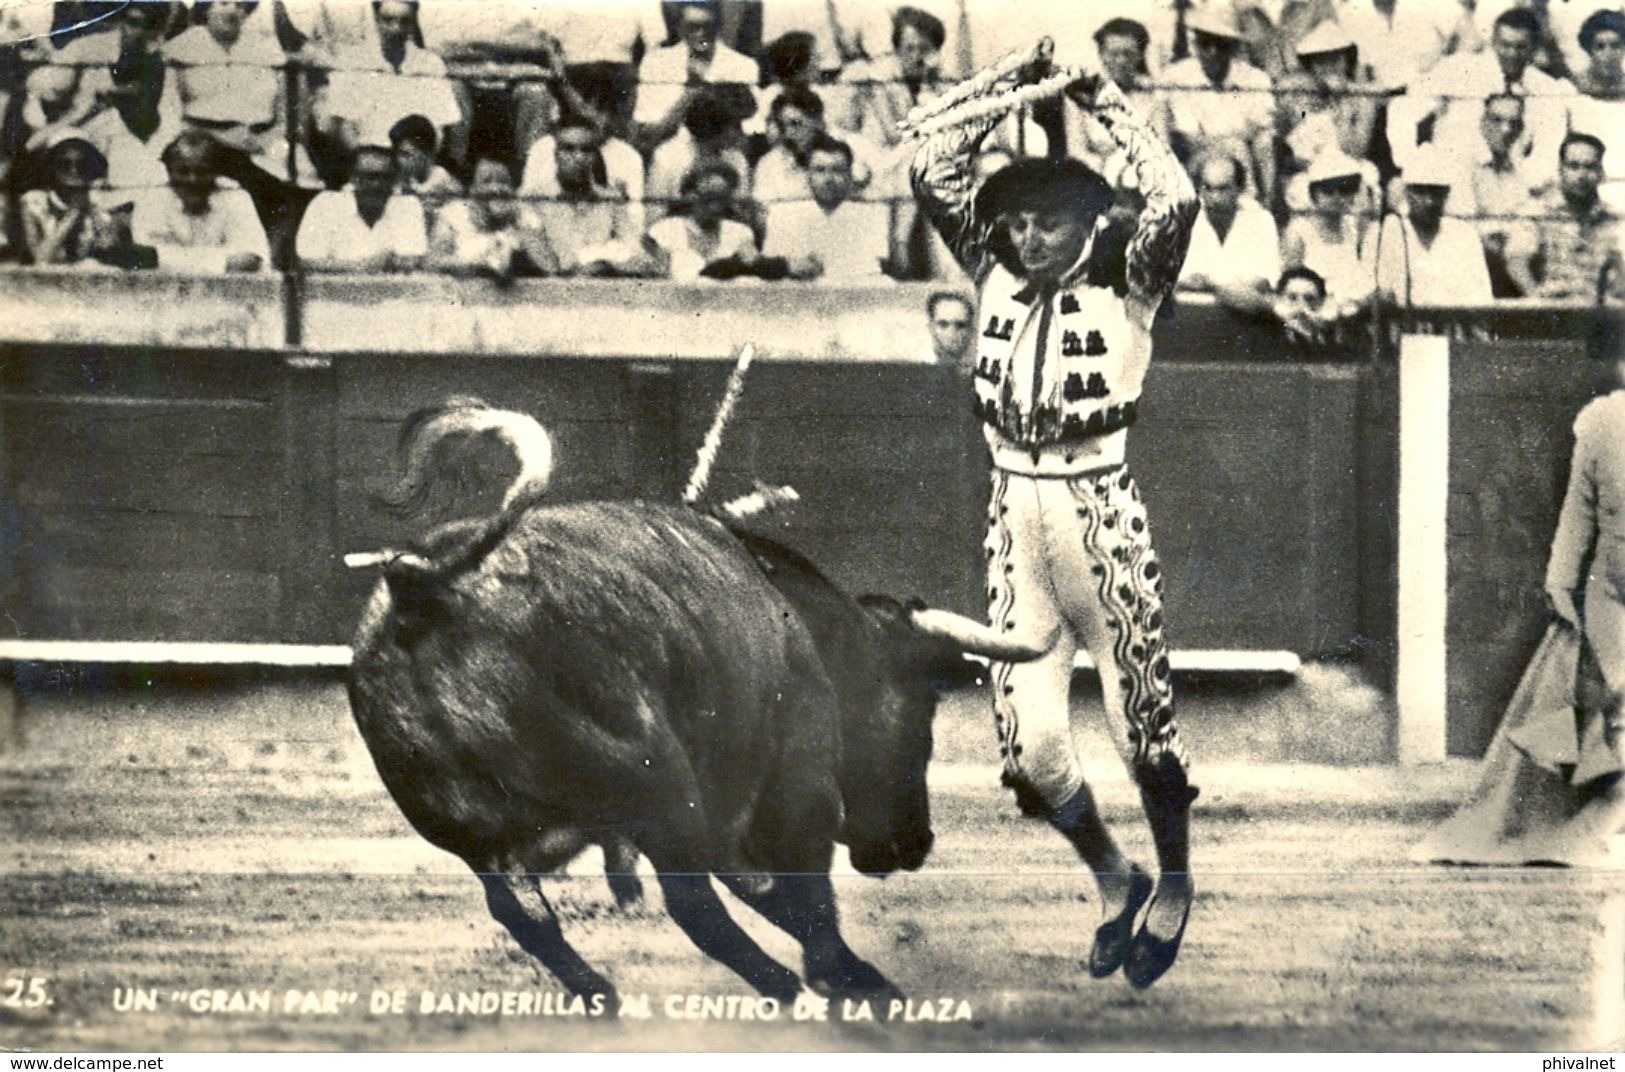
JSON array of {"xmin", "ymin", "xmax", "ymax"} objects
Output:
[
  {"xmin": 1089, "ymin": 865, "xmax": 1154, "ymax": 978},
  {"xmin": 1123, "ymin": 883, "xmax": 1192, "ymax": 990}
]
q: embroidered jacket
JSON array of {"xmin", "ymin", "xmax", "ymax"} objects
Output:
[{"xmin": 911, "ymin": 74, "xmax": 1196, "ymax": 468}]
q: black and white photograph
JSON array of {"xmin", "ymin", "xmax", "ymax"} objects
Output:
[{"xmin": 0, "ymin": 0, "xmax": 1622, "ymax": 1054}]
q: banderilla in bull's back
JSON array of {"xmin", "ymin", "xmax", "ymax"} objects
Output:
[{"xmin": 343, "ymin": 396, "xmax": 1043, "ymax": 1010}]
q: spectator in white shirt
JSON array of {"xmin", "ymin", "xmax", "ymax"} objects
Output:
[
  {"xmin": 764, "ymin": 135, "xmax": 891, "ymax": 282},
  {"xmin": 132, "ymin": 130, "xmax": 268, "ymax": 273},
  {"xmin": 315, "ymin": 0, "xmax": 468, "ymax": 169},
  {"xmin": 1076, "ymin": 16, "xmax": 1164, "ymax": 176},
  {"xmin": 166, "ymin": 0, "xmax": 299, "ymax": 178},
  {"xmin": 18, "ymin": 132, "xmax": 133, "ymax": 268},
  {"xmin": 74, "ymin": 3, "xmax": 185, "ymax": 182},
  {"xmin": 633, "ymin": 0, "xmax": 758, "ymax": 153},
  {"xmin": 646, "ymin": 160, "xmax": 759, "ymax": 282},
  {"xmin": 1449, "ymin": 92, "xmax": 1539, "ymax": 294},
  {"xmin": 1180, "ymin": 151, "xmax": 1281, "ymax": 307},
  {"xmin": 531, "ymin": 120, "xmax": 660, "ymax": 278},
  {"xmin": 752, "ymin": 86, "xmax": 878, "ymax": 208},
  {"xmin": 1336, "ymin": 0, "xmax": 1480, "ymax": 89},
  {"xmin": 839, "ymin": 7, "xmax": 951, "ymax": 148},
  {"xmin": 1391, "ymin": 7, "xmax": 1575, "ymax": 187},
  {"xmin": 428, "ymin": 157, "xmax": 558, "ymax": 281},
  {"xmin": 296, "ymin": 144, "xmax": 426, "ymax": 273},
  {"xmin": 1374, "ymin": 149, "xmax": 1494, "ymax": 306},
  {"xmin": 1158, "ymin": 6, "xmax": 1277, "ymax": 202},
  {"xmin": 1276, "ymin": 22, "xmax": 1384, "ymax": 210},
  {"xmin": 646, "ymin": 84, "xmax": 756, "ymax": 225}
]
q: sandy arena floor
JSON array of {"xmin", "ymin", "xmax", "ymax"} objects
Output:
[{"xmin": 2, "ymin": 681, "xmax": 1622, "ymax": 1052}]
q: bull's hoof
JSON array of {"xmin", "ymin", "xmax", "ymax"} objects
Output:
[
  {"xmin": 809, "ymin": 952, "xmax": 902, "ymax": 1003},
  {"xmin": 607, "ymin": 872, "xmax": 645, "ymax": 910},
  {"xmin": 1122, "ymin": 879, "xmax": 1192, "ymax": 990},
  {"xmin": 754, "ymin": 964, "xmax": 804, "ymax": 1004},
  {"xmin": 1088, "ymin": 865, "xmax": 1153, "ymax": 979}
]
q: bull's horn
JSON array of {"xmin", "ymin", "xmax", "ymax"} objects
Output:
[{"xmin": 908, "ymin": 608, "xmax": 1053, "ymax": 662}]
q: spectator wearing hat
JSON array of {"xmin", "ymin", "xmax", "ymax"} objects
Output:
[
  {"xmin": 1156, "ymin": 5, "xmax": 1277, "ymax": 204},
  {"xmin": 1229, "ymin": 0, "xmax": 1337, "ymax": 79},
  {"xmin": 314, "ymin": 0, "xmax": 468, "ymax": 169},
  {"xmin": 427, "ymin": 157, "xmax": 558, "ymax": 282},
  {"xmin": 646, "ymin": 160, "xmax": 760, "ymax": 281},
  {"xmin": 1282, "ymin": 149, "xmax": 1377, "ymax": 315},
  {"xmin": 1276, "ymin": 21, "xmax": 1383, "ymax": 205},
  {"xmin": 1571, "ymin": 9, "xmax": 1625, "ymax": 211},
  {"xmin": 646, "ymin": 84, "xmax": 757, "ymax": 225},
  {"xmin": 632, "ymin": 0, "xmax": 759, "ymax": 154},
  {"xmin": 763, "ymin": 134, "xmax": 890, "ymax": 282},
  {"xmin": 1179, "ymin": 150, "xmax": 1281, "ymax": 305},
  {"xmin": 388, "ymin": 115, "xmax": 463, "ymax": 233},
  {"xmin": 1374, "ymin": 148, "xmax": 1494, "ymax": 307},
  {"xmin": 19, "ymin": 133, "xmax": 131, "ymax": 267},
  {"xmin": 296, "ymin": 144, "xmax": 426, "ymax": 274},
  {"xmin": 131, "ymin": 129, "xmax": 268, "ymax": 273},
  {"xmin": 1508, "ymin": 132, "xmax": 1623, "ymax": 300},
  {"xmin": 1391, "ymin": 7, "xmax": 1575, "ymax": 187}
]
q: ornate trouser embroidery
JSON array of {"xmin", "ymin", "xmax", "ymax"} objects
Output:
[{"xmin": 986, "ymin": 466, "xmax": 1186, "ymax": 807}]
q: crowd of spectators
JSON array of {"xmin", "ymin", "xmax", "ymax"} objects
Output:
[{"xmin": 0, "ymin": 0, "xmax": 1619, "ymax": 316}]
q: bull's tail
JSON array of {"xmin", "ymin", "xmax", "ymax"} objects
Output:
[
  {"xmin": 353, "ymin": 398, "xmax": 556, "ymax": 601},
  {"xmin": 385, "ymin": 396, "xmax": 554, "ymax": 517}
]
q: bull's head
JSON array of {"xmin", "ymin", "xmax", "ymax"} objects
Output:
[{"xmin": 842, "ymin": 598, "xmax": 1045, "ymax": 876}]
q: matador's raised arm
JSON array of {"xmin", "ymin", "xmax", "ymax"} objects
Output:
[
  {"xmin": 1078, "ymin": 77, "xmax": 1198, "ymax": 309},
  {"xmin": 908, "ymin": 53, "xmax": 1198, "ymax": 305},
  {"xmin": 906, "ymin": 66, "xmax": 1016, "ymax": 282}
]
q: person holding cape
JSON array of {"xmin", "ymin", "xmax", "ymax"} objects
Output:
[{"xmin": 1415, "ymin": 348, "xmax": 1625, "ymax": 867}]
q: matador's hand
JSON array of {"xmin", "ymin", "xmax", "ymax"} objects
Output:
[{"xmin": 1017, "ymin": 38, "xmax": 1055, "ymax": 85}]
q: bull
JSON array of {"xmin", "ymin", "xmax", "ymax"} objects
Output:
[{"xmin": 346, "ymin": 399, "xmax": 1038, "ymax": 1007}]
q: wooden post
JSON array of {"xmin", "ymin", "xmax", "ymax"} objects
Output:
[
  {"xmin": 278, "ymin": 353, "xmax": 338, "ymax": 643},
  {"xmin": 1396, "ymin": 334, "xmax": 1450, "ymax": 763}
]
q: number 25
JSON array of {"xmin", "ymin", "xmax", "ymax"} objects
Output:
[{"xmin": 3, "ymin": 977, "xmax": 50, "ymax": 1008}]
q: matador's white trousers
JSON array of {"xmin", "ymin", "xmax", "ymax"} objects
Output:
[{"xmin": 985, "ymin": 464, "xmax": 1187, "ymax": 807}]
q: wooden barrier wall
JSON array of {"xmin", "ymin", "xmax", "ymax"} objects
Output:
[{"xmin": 0, "ymin": 273, "xmax": 1377, "ymax": 658}]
